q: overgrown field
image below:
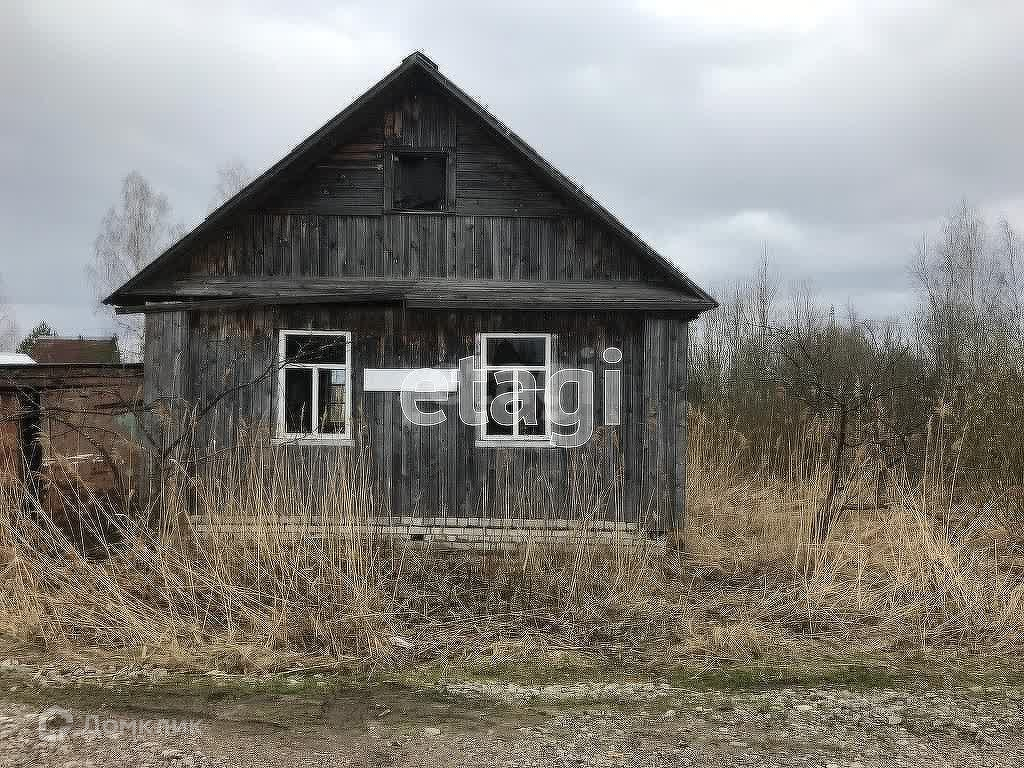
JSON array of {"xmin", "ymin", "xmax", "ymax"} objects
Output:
[{"xmin": 2, "ymin": 405, "xmax": 1022, "ymax": 682}]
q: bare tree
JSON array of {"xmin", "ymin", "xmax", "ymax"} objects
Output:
[
  {"xmin": 764, "ymin": 296, "xmax": 921, "ymax": 541},
  {"xmin": 911, "ymin": 203, "xmax": 1024, "ymax": 489},
  {"xmin": 210, "ymin": 158, "xmax": 251, "ymax": 210},
  {"xmin": 87, "ymin": 172, "xmax": 181, "ymax": 362},
  {"xmin": 0, "ymin": 274, "xmax": 18, "ymax": 352},
  {"xmin": 689, "ymin": 252, "xmax": 777, "ymax": 411}
]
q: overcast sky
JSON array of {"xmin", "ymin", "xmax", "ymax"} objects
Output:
[{"xmin": 2, "ymin": 0, "xmax": 1023, "ymax": 339}]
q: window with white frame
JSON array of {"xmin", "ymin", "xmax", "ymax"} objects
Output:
[
  {"xmin": 277, "ymin": 330, "xmax": 352, "ymax": 441},
  {"xmin": 478, "ymin": 333, "xmax": 552, "ymax": 443}
]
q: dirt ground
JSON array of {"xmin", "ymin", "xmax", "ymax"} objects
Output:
[{"xmin": 1, "ymin": 658, "xmax": 1023, "ymax": 768}]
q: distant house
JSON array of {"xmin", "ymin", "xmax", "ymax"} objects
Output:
[
  {"xmin": 23, "ymin": 336, "xmax": 121, "ymax": 365},
  {"xmin": 0, "ymin": 337, "xmax": 140, "ymax": 514},
  {"xmin": 104, "ymin": 52, "xmax": 716, "ymax": 540}
]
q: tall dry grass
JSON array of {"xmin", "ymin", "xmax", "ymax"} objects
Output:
[
  {"xmin": 682, "ymin": 408, "xmax": 1024, "ymax": 660},
  {"xmin": 1, "ymin": 409, "xmax": 1023, "ymax": 674},
  {"xmin": 0, "ymin": 427, "xmax": 664, "ymax": 672}
]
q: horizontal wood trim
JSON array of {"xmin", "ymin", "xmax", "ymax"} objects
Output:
[
  {"xmin": 120, "ymin": 276, "xmax": 699, "ymax": 298},
  {"xmin": 405, "ymin": 287, "xmax": 705, "ymax": 311},
  {"xmin": 115, "ymin": 278, "xmax": 713, "ymax": 314}
]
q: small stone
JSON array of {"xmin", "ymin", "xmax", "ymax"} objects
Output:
[{"xmin": 423, "ymin": 727, "xmax": 441, "ymax": 737}]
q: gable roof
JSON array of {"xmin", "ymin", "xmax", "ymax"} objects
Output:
[{"xmin": 106, "ymin": 52, "xmax": 716, "ymax": 312}]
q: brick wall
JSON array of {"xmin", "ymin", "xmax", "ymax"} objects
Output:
[{"xmin": 0, "ymin": 365, "xmax": 143, "ymax": 509}]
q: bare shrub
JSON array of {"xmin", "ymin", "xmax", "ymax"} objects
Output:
[{"xmin": 684, "ymin": 407, "xmax": 1024, "ymax": 656}]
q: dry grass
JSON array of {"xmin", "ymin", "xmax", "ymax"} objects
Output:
[
  {"xmin": 1, "ymin": 410, "xmax": 1023, "ymax": 678},
  {"xmin": 0, "ymin": 429, "xmax": 664, "ymax": 673},
  {"xmin": 680, "ymin": 409, "xmax": 1024, "ymax": 663}
]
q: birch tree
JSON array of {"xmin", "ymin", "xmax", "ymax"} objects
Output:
[
  {"xmin": 210, "ymin": 158, "xmax": 251, "ymax": 210},
  {"xmin": 0, "ymin": 275, "xmax": 18, "ymax": 352},
  {"xmin": 87, "ymin": 172, "xmax": 181, "ymax": 361}
]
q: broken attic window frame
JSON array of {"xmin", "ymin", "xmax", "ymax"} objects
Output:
[{"xmin": 391, "ymin": 151, "xmax": 448, "ymax": 212}]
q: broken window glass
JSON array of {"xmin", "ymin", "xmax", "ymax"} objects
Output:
[
  {"xmin": 285, "ymin": 334, "xmax": 347, "ymax": 365},
  {"xmin": 284, "ymin": 368, "xmax": 312, "ymax": 433},
  {"xmin": 279, "ymin": 331, "xmax": 350, "ymax": 439},
  {"xmin": 318, "ymin": 368, "xmax": 347, "ymax": 434},
  {"xmin": 393, "ymin": 154, "xmax": 446, "ymax": 211}
]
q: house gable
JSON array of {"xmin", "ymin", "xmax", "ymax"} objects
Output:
[{"xmin": 107, "ymin": 53, "xmax": 716, "ymax": 313}]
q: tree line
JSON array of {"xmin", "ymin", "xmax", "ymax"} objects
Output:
[{"xmin": 689, "ymin": 204, "xmax": 1024, "ymax": 536}]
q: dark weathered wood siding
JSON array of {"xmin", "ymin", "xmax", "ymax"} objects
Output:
[
  {"xmin": 135, "ymin": 71, "xmax": 673, "ymax": 289},
  {"xmin": 175, "ymin": 214, "xmax": 664, "ymax": 283},
  {"xmin": 143, "ymin": 306, "xmax": 687, "ymax": 530}
]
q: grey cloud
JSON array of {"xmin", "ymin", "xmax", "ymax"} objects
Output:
[{"xmin": 1, "ymin": 0, "xmax": 1022, "ymax": 335}]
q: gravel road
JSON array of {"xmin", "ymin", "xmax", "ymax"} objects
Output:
[{"xmin": 1, "ymin": 663, "xmax": 1022, "ymax": 768}]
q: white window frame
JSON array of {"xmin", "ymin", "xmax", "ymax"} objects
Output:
[
  {"xmin": 275, "ymin": 329, "xmax": 353, "ymax": 445},
  {"xmin": 476, "ymin": 332, "xmax": 554, "ymax": 448}
]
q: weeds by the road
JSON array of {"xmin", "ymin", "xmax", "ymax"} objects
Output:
[{"xmin": 1, "ymin": 409, "xmax": 1022, "ymax": 676}]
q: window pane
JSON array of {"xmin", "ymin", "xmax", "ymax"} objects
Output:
[
  {"xmin": 484, "ymin": 372, "xmax": 514, "ymax": 436},
  {"xmin": 486, "ymin": 337, "xmax": 547, "ymax": 367},
  {"xmin": 394, "ymin": 154, "xmax": 445, "ymax": 211},
  {"xmin": 318, "ymin": 368, "xmax": 347, "ymax": 434},
  {"xmin": 284, "ymin": 334, "xmax": 347, "ymax": 364},
  {"xmin": 484, "ymin": 370, "xmax": 547, "ymax": 438},
  {"xmin": 519, "ymin": 371, "xmax": 547, "ymax": 436},
  {"xmin": 284, "ymin": 368, "xmax": 312, "ymax": 433}
]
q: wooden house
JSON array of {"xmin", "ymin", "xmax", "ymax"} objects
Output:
[{"xmin": 105, "ymin": 52, "xmax": 716, "ymax": 540}]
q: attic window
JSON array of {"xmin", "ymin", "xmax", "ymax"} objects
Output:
[{"xmin": 393, "ymin": 153, "xmax": 446, "ymax": 211}]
